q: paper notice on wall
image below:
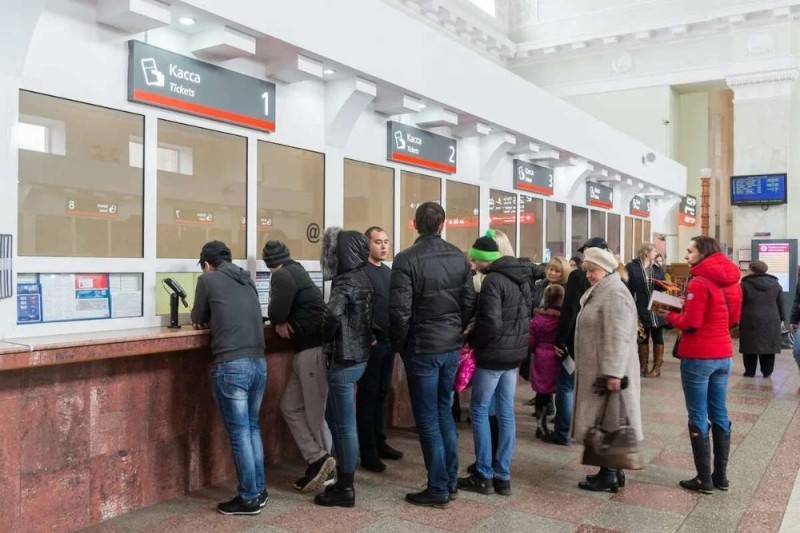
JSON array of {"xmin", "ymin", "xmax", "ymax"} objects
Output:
[
  {"xmin": 255, "ymin": 271, "xmax": 270, "ymax": 317},
  {"xmin": 40, "ymin": 273, "xmax": 111, "ymax": 322},
  {"xmin": 757, "ymin": 243, "xmax": 791, "ymax": 292},
  {"xmin": 110, "ymin": 273, "xmax": 143, "ymax": 318}
]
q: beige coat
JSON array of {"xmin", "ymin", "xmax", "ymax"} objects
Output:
[{"xmin": 571, "ymin": 272, "xmax": 643, "ymax": 442}]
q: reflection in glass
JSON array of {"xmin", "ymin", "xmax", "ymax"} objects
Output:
[
  {"xmin": 157, "ymin": 120, "xmax": 246, "ymax": 259},
  {"xmin": 643, "ymin": 220, "xmax": 652, "ymax": 244},
  {"xmin": 445, "ymin": 180, "xmax": 480, "ymax": 253},
  {"xmin": 607, "ymin": 214, "xmax": 621, "ymax": 256},
  {"xmin": 520, "ymin": 195, "xmax": 543, "ymax": 262},
  {"xmin": 399, "ymin": 171, "xmax": 441, "ymax": 251},
  {"xmin": 634, "ymin": 219, "xmax": 644, "ymax": 254},
  {"xmin": 546, "ymin": 201, "xmax": 566, "ymax": 259},
  {"xmin": 258, "ymin": 142, "xmax": 325, "ymax": 261},
  {"xmin": 489, "ymin": 189, "xmax": 517, "ymax": 254},
  {"xmin": 18, "ymin": 91, "xmax": 144, "ymax": 257},
  {"xmin": 625, "ymin": 216, "xmax": 634, "ymax": 262},
  {"xmin": 590, "ymin": 210, "xmax": 606, "ymax": 243},
  {"xmin": 572, "ymin": 206, "xmax": 588, "ymax": 257},
  {"xmin": 344, "ymin": 160, "xmax": 394, "ymax": 258}
]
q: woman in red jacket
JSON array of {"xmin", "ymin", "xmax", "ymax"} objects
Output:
[{"xmin": 656, "ymin": 236, "xmax": 742, "ymax": 495}]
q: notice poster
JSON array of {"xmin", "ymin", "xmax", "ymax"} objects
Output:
[
  {"xmin": 255, "ymin": 271, "xmax": 271, "ymax": 317},
  {"xmin": 757, "ymin": 243, "xmax": 791, "ymax": 291},
  {"xmin": 40, "ymin": 273, "xmax": 111, "ymax": 322},
  {"xmin": 110, "ymin": 273, "xmax": 143, "ymax": 318},
  {"xmin": 16, "ymin": 282, "xmax": 42, "ymax": 324}
]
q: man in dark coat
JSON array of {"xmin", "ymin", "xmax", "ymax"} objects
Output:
[
  {"xmin": 739, "ymin": 261, "xmax": 785, "ymax": 377},
  {"xmin": 390, "ymin": 202, "xmax": 476, "ymax": 508}
]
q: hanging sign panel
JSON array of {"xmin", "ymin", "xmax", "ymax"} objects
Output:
[
  {"xmin": 386, "ymin": 121, "xmax": 457, "ymax": 174},
  {"xmin": 586, "ymin": 182, "xmax": 614, "ymax": 209},
  {"xmin": 128, "ymin": 40, "xmax": 276, "ymax": 132},
  {"xmin": 629, "ymin": 196, "xmax": 651, "ymax": 218},
  {"xmin": 513, "ymin": 160, "xmax": 553, "ymax": 196},
  {"xmin": 679, "ymin": 195, "xmax": 697, "ymax": 226}
]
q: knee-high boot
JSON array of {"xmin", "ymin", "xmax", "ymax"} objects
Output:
[
  {"xmin": 679, "ymin": 425, "xmax": 713, "ymax": 494},
  {"xmin": 646, "ymin": 344, "xmax": 665, "ymax": 377},
  {"xmin": 638, "ymin": 344, "xmax": 650, "ymax": 377},
  {"xmin": 711, "ymin": 422, "xmax": 731, "ymax": 490}
]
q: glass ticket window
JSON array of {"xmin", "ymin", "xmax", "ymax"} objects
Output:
[
  {"xmin": 634, "ymin": 218, "xmax": 644, "ymax": 253},
  {"xmin": 546, "ymin": 201, "xmax": 566, "ymax": 259},
  {"xmin": 18, "ymin": 91, "xmax": 144, "ymax": 257},
  {"xmin": 445, "ymin": 180, "xmax": 480, "ymax": 253},
  {"xmin": 625, "ymin": 216, "xmax": 634, "ymax": 262},
  {"xmin": 607, "ymin": 213, "xmax": 621, "ymax": 257},
  {"xmin": 489, "ymin": 189, "xmax": 517, "ymax": 254},
  {"xmin": 590, "ymin": 209, "xmax": 606, "ymax": 243},
  {"xmin": 156, "ymin": 120, "xmax": 246, "ymax": 259},
  {"xmin": 399, "ymin": 171, "xmax": 441, "ymax": 251},
  {"xmin": 344, "ymin": 160, "xmax": 393, "ymax": 258},
  {"xmin": 572, "ymin": 206, "xmax": 588, "ymax": 257},
  {"xmin": 643, "ymin": 220, "xmax": 652, "ymax": 244},
  {"xmin": 519, "ymin": 195, "xmax": 543, "ymax": 262},
  {"xmin": 257, "ymin": 142, "xmax": 324, "ymax": 261}
]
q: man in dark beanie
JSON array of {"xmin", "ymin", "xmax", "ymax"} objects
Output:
[
  {"xmin": 262, "ymin": 240, "xmax": 335, "ymax": 493},
  {"xmin": 390, "ymin": 202, "xmax": 476, "ymax": 508},
  {"xmin": 191, "ymin": 241, "xmax": 267, "ymax": 515}
]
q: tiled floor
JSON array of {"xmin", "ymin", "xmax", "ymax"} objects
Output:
[{"xmin": 82, "ymin": 344, "xmax": 800, "ymax": 533}]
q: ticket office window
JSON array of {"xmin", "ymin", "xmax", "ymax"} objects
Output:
[
  {"xmin": 17, "ymin": 91, "xmax": 144, "ymax": 257},
  {"xmin": 489, "ymin": 189, "xmax": 517, "ymax": 254},
  {"xmin": 446, "ymin": 180, "xmax": 480, "ymax": 253},
  {"xmin": 344, "ymin": 160, "xmax": 394, "ymax": 259},
  {"xmin": 643, "ymin": 220, "xmax": 652, "ymax": 244},
  {"xmin": 634, "ymin": 218, "xmax": 644, "ymax": 254},
  {"xmin": 625, "ymin": 216, "xmax": 634, "ymax": 262},
  {"xmin": 546, "ymin": 201, "xmax": 566, "ymax": 259},
  {"xmin": 590, "ymin": 209, "xmax": 606, "ymax": 243},
  {"xmin": 258, "ymin": 142, "xmax": 325, "ymax": 261},
  {"xmin": 607, "ymin": 213, "xmax": 621, "ymax": 257},
  {"xmin": 520, "ymin": 195, "xmax": 544, "ymax": 262},
  {"xmin": 399, "ymin": 171, "xmax": 441, "ymax": 251},
  {"xmin": 572, "ymin": 206, "xmax": 588, "ymax": 258},
  {"xmin": 156, "ymin": 120, "xmax": 246, "ymax": 259}
]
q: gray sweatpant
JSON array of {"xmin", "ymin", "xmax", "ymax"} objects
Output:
[{"xmin": 280, "ymin": 346, "xmax": 332, "ymax": 464}]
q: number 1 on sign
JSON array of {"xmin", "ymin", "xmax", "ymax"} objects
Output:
[{"xmin": 261, "ymin": 92, "xmax": 270, "ymax": 116}]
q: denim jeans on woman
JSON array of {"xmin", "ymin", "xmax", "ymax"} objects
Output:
[
  {"xmin": 470, "ymin": 368, "xmax": 517, "ymax": 481},
  {"xmin": 794, "ymin": 337, "xmax": 800, "ymax": 371},
  {"xmin": 326, "ymin": 361, "xmax": 367, "ymax": 474},
  {"xmin": 212, "ymin": 357, "xmax": 268, "ymax": 501},
  {"xmin": 680, "ymin": 357, "xmax": 732, "ymax": 436}
]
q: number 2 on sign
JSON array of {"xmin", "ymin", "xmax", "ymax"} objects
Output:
[
  {"xmin": 261, "ymin": 92, "xmax": 270, "ymax": 116},
  {"xmin": 448, "ymin": 145, "xmax": 455, "ymax": 164}
]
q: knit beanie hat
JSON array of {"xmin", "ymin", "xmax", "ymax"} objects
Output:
[
  {"xmin": 262, "ymin": 240, "xmax": 291, "ymax": 268},
  {"xmin": 469, "ymin": 230, "xmax": 501, "ymax": 262}
]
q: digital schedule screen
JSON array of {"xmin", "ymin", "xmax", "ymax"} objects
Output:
[{"xmin": 731, "ymin": 174, "xmax": 787, "ymax": 206}]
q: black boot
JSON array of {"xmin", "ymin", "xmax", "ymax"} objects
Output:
[
  {"xmin": 578, "ymin": 467, "xmax": 619, "ymax": 493},
  {"xmin": 712, "ymin": 422, "xmax": 731, "ymax": 491},
  {"xmin": 314, "ymin": 471, "xmax": 355, "ymax": 507},
  {"xmin": 680, "ymin": 425, "xmax": 713, "ymax": 494},
  {"xmin": 585, "ymin": 468, "xmax": 625, "ymax": 487}
]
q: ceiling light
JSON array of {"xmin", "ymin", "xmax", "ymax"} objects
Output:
[
  {"xmin": 323, "ymin": 68, "xmax": 335, "ymax": 75},
  {"xmin": 418, "ymin": 103, "xmax": 427, "ymax": 109},
  {"xmin": 178, "ymin": 17, "xmax": 196, "ymax": 26}
]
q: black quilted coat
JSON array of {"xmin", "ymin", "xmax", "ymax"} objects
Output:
[
  {"xmin": 321, "ymin": 228, "xmax": 374, "ymax": 364},
  {"xmin": 739, "ymin": 273, "xmax": 785, "ymax": 355}
]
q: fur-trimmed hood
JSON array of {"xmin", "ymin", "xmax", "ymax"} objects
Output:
[{"xmin": 321, "ymin": 227, "xmax": 369, "ymax": 280}]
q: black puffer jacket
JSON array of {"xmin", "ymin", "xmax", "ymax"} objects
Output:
[
  {"xmin": 321, "ymin": 228, "xmax": 374, "ymax": 365},
  {"xmin": 739, "ymin": 273, "xmax": 785, "ymax": 355},
  {"xmin": 469, "ymin": 256, "xmax": 532, "ymax": 370},
  {"xmin": 626, "ymin": 259, "xmax": 668, "ymax": 328},
  {"xmin": 390, "ymin": 234, "xmax": 477, "ymax": 355},
  {"xmin": 268, "ymin": 260, "xmax": 325, "ymax": 353}
]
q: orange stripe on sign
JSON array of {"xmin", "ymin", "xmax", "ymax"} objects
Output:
[
  {"xmin": 391, "ymin": 152, "xmax": 456, "ymax": 173},
  {"xmin": 632, "ymin": 209, "xmax": 651, "ymax": 218},
  {"xmin": 588, "ymin": 199, "xmax": 613, "ymax": 209},
  {"xmin": 517, "ymin": 182, "xmax": 553, "ymax": 195},
  {"xmin": 133, "ymin": 89, "xmax": 275, "ymax": 132}
]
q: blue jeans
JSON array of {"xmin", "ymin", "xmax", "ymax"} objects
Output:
[
  {"xmin": 326, "ymin": 362, "xmax": 367, "ymax": 474},
  {"xmin": 680, "ymin": 358, "xmax": 732, "ymax": 436},
  {"xmin": 552, "ymin": 363, "xmax": 574, "ymax": 443},
  {"xmin": 471, "ymin": 368, "xmax": 517, "ymax": 481},
  {"xmin": 212, "ymin": 357, "xmax": 268, "ymax": 501},
  {"xmin": 794, "ymin": 337, "xmax": 800, "ymax": 370},
  {"xmin": 404, "ymin": 350, "xmax": 459, "ymax": 498}
]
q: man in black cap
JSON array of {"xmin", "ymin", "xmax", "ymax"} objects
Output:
[
  {"xmin": 191, "ymin": 241, "xmax": 268, "ymax": 515},
  {"xmin": 543, "ymin": 237, "xmax": 608, "ymax": 446},
  {"xmin": 262, "ymin": 240, "xmax": 335, "ymax": 493}
]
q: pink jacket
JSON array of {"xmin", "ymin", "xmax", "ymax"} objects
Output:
[{"xmin": 529, "ymin": 308, "xmax": 561, "ymax": 394}]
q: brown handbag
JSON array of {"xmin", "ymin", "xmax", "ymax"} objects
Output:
[{"xmin": 582, "ymin": 391, "xmax": 643, "ymax": 470}]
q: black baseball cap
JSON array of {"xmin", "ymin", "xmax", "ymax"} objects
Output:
[
  {"xmin": 199, "ymin": 240, "xmax": 232, "ymax": 265},
  {"xmin": 578, "ymin": 237, "xmax": 608, "ymax": 253}
]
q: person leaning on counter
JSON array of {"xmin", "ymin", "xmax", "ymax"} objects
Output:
[{"xmin": 191, "ymin": 240, "xmax": 269, "ymax": 516}]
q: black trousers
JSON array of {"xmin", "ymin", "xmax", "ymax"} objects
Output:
[
  {"xmin": 643, "ymin": 326, "xmax": 665, "ymax": 346},
  {"xmin": 743, "ymin": 354, "xmax": 775, "ymax": 377},
  {"xmin": 356, "ymin": 340, "xmax": 395, "ymax": 460}
]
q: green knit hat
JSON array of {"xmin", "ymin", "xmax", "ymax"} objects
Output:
[{"xmin": 469, "ymin": 230, "xmax": 500, "ymax": 262}]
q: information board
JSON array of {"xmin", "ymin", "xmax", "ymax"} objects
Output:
[
  {"xmin": 731, "ymin": 174, "xmax": 787, "ymax": 206},
  {"xmin": 679, "ymin": 195, "xmax": 697, "ymax": 226},
  {"xmin": 629, "ymin": 196, "xmax": 651, "ymax": 218},
  {"xmin": 586, "ymin": 183, "xmax": 614, "ymax": 209},
  {"xmin": 513, "ymin": 160, "xmax": 553, "ymax": 196},
  {"xmin": 386, "ymin": 121, "xmax": 457, "ymax": 174},
  {"xmin": 752, "ymin": 239, "xmax": 798, "ymax": 320}
]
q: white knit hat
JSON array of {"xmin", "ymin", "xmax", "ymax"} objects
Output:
[{"xmin": 583, "ymin": 247, "xmax": 619, "ymax": 274}]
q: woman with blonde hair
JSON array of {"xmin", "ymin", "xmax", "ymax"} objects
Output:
[
  {"xmin": 531, "ymin": 257, "xmax": 571, "ymax": 310},
  {"xmin": 626, "ymin": 242, "xmax": 668, "ymax": 377}
]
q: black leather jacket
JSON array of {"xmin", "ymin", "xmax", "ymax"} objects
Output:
[
  {"xmin": 390, "ymin": 234, "xmax": 477, "ymax": 355},
  {"xmin": 321, "ymin": 228, "xmax": 374, "ymax": 365}
]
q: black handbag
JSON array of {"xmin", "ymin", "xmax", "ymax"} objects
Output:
[
  {"xmin": 582, "ymin": 391, "xmax": 643, "ymax": 470},
  {"xmin": 671, "ymin": 334, "xmax": 682, "ymax": 358}
]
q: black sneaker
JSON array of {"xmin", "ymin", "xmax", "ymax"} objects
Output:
[
  {"xmin": 493, "ymin": 478, "xmax": 511, "ymax": 496},
  {"xmin": 301, "ymin": 454, "xmax": 336, "ymax": 493},
  {"xmin": 293, "ymin": 465, "xmax": 313, "ymax": 491},
  {"xmin": 378, "ymin": 445, "xmax": 404, "ymax": 460},
  {"xmin": 466, "ymin": 462, "xmax": 477, "ymax": 475},
  {"xmin": 323, "ymin": 469, "xmax": 336, "ymax": 487},
  {"xmin": 361, "ymin": 457, "xmax": 387, "ymax": 472},
  {"xmin": 258, "ymin": 489, "xmax": 269, "ymax": 508},
  {"xmin": 541, "ymin": 433, "xmax": 569, "ymax": 446},
  {"xmin": 405, "ymin": 489, "xmax": 450, "ymax": 508},
  {"xmin": 457, "ymin": 473, "xmax": 494, "ymax": 495},
  {"xmin": 216, "ymin": 496, "xmax": 261, "ymax": 515}
]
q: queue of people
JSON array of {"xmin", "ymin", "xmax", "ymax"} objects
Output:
[{"xmin": 188, "ymin": 200, "xmax": 792, "ymax": 515}]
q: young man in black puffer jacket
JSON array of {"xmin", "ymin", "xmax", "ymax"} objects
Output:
[{"xmin": 314, "ymin": 227, "xmax": 374, "ymax": 508}]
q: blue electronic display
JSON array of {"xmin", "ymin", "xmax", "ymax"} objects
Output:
[{"xmin": 731, "ymin": 174, "xmax": 787, "ymax": 206}]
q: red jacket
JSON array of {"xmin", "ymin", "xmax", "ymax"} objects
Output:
[{"xmin": 667, "ymin": 252, "xmax": 743, "ymax": 359}]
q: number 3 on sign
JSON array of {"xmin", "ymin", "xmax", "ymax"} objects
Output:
[{"xmin": 261, "ymin": 92, "xmax": 270, "ymax": 116}]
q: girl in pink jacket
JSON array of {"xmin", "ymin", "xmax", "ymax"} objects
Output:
[{"xmin": 529, "ymin": 284, "xmax": 565, "ymax": 438}]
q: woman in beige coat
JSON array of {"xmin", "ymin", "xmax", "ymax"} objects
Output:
[{"xmin": 573, "ymin": 248, "xmax": 643, "ymax": 493}]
